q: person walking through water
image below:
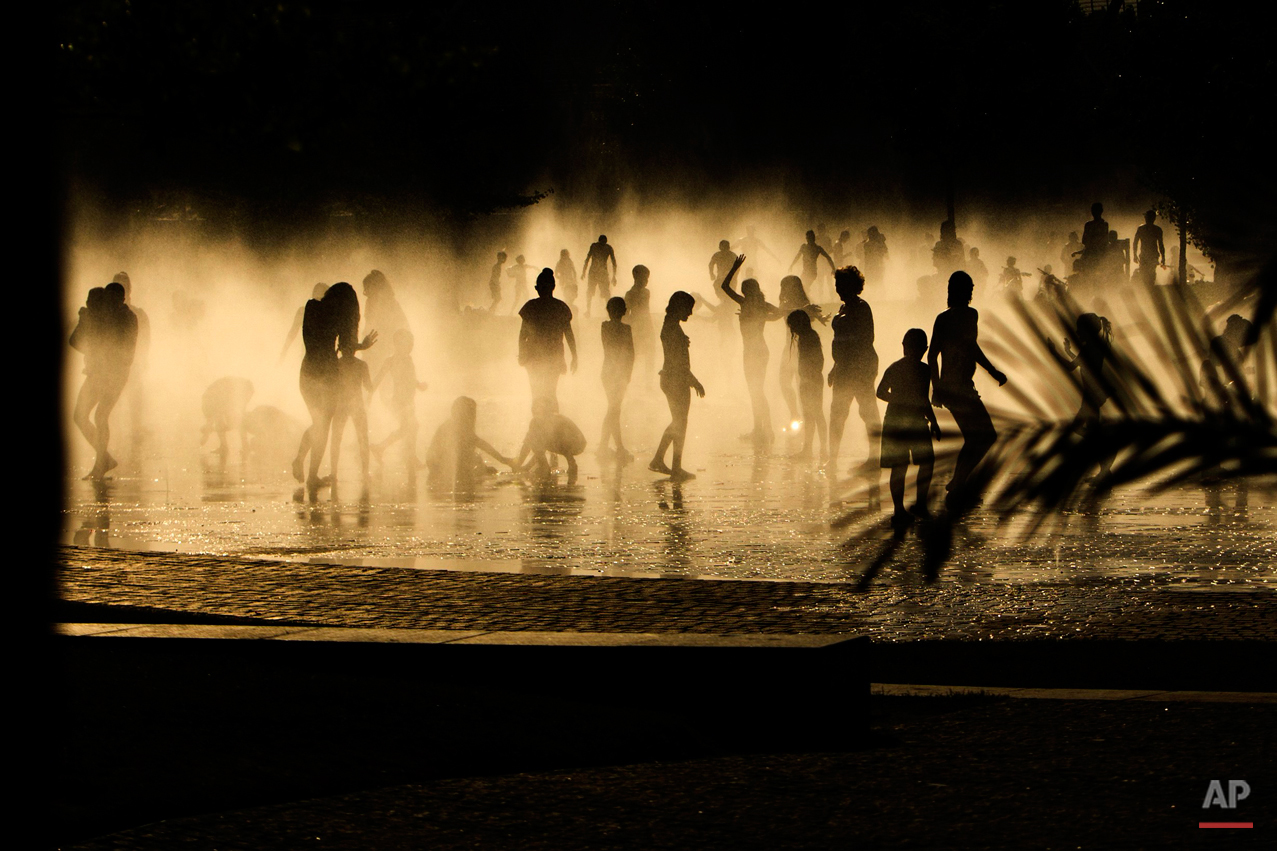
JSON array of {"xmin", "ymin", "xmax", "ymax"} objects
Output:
[
  {"xmin": 650, "ymin": 291, "xmax": 705, "ymax": 481},
  {"xmin": 929, "ymin": 271, "xmax": 1007, "ymax": 509},
  {"xmin": 599, "ymin": 296, "xmax": 636, "ymax": 462},
  {"xmin": 789, "ymin": 230, "xmax": 836, "ymax": 300},
  {"xmin": 777, "ymin": 275, "xmax": 828, "ymax": 432},
  {"xmin": 827, "ymin": 265, "xmax": 881, "ymax": 475},
  {"xmin": 291, "ymin": 282, "xmax": 376, "ymax": 497},
  {"xmin": 1054, "ymin": 312, "xmax": 1114, "ymax": 477},
  {"xmin": 518, "ymin": 268, "xmax": 578, "ymax": 409},
  {"xmin": 720, "ymin": 254, "xmax": 784, "ymax": 445},
  {"xmin": 877, "ymin": 328, "xmax": 943, "ymax": 527},
  {"xmin": 556, "ymin": 249, "xmax": 580, "ymax": 309},
  {"xmin": 786, "ymin": 308, "xmax": 828, "ymax": 462},
  {"xmin": 625, "ymin": 264, "xmax": 655, "ymax": 379},
  {"xmin": 70, "ymin": 282, "xmax": 138, "ymax": 480},
  {"xmin": 581, "ymin": 234, "xmax": 617, "ymax": 318},
  {"xmin": 488, "ymin": 251, "xmax": 507, "ymax": 313}
]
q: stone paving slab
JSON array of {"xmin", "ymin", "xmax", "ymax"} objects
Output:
[{"xmin": 57, "ymin": 545, "xmax": 1277, "ymax": 642}]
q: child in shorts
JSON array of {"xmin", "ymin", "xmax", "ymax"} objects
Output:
[
  {"xmin": 515, "ymin": 397, "xmax": 588, "ymax": 484},
  {"xmin": 876, "ymin": 328, "xmax": 942, "ymax": 525}
]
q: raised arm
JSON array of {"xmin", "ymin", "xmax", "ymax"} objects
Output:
[{"xmin": 719, "ymin": 255, "xmax": 747, "ymax": 302}]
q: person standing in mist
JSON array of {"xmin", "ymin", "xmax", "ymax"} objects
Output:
[
  {"xmin": 488, "ymin": 251, "xmax": 507, "ymax": 313},
  {"xmin": 292, "ymin": 282, "xmax": 376, "ymax": 497},
  {"xmin": 1133, "ymin": 210, "xmax": 1166, "ymax": 286},
  {"xmin": 719, "ymin": 254, "xmax": 784, "ymax": 446},
  {"xmin": 929, "ymin": 271, "xmax": 1007, "ymax": 509},
  {"xmin": 777, "ymin": 275, "xmax": 828, "ymax": 431},
  {"xmin": 827, "ymin": 266, "xmax": 881, "ymax": 474},
  {"xmin": 556, "ymin": 249, "xmax": 580, "ymax": 309},
  {"xmin": 789, "ymin": 230, "xmax": 836, "ymax": 298},
  {"xmin": 70, "ymin": 282, "xmax": 138, "ymax": 480},
  {"xmin": 581, "ymin": 234, "xmax": 617, "ymax": 318},
  {"xmin": 598, "ymin": 296, "xmax": 636, "ymax": 462},
  {"xmin": 650, "ymin": 291, "xmax": 705, "ymax": 481},
  {"xmin": 861, "ymin": 226, "xmax": 888, "ymax": 285},
  {"xmin": 517, "ymin": 268, "xmax": 578, "ymax": 409},
  {"xmin": 625, "ymin": 264, "xmax": 656, "ymax": 379}
]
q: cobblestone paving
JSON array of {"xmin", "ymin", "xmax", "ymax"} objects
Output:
[{"xmin": 58, "ymin": 546, "xmax": 1276, "ymax": 641}]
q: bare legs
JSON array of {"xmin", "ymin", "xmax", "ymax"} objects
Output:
[
  {"xmin": 650, "ymin": 382, "xmax": 693, "ymax": 480},
  {"xmin": 829, "ymin": 382, "xmax": 881, "ymax": 472},
  {"xmin": 74, "ymin": 377, "xmax": 123, "ymax": 479},
  {"xmin": 599, "ymin": 383, "xmax": 632, "ymax": 461}
]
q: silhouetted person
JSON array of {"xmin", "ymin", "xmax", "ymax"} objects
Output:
[
  {"xmin": 1062, "ymin": 231, "xmax": 1083, "ymax": 274},
  {"xmin": 968, "ymin": 247, "xmax": 989, "ymax": 294},
  {"xmin": 507, "ymin": 254, "xmax": 537, "ymax": 314},
  {"xmin": 1079, "ymin": 202, "xmax": 1109, "ymax": 276},
  {"xmin": 878, "ymin": 328, "xmax": 942, "ymax": 526},
  {"xmin": 733, "ymin": 225, "xmax": 779, "ymax": 267},
  {"xmin": 931, "ymin": 220, "xmax": 966, "ymax": 280},
  {"xmin": 599, "ymin": 296, "xmax": 636, "ymax": 462},
  {"xmin": 200, "ymin": 377, "xmax": 254, "ymax": 456},
  {"xmin": 721, "ymin": 255, "xmax": 784, "ymax": 445},
  {"xmin": 861, "ymin": 226, "xmax": 888, "ymax": 285},
  {"xmin": 70, "ymin": 282, "xmax": 138, "ymax": 479},
  {"xmin": 1053, "ymin": 313, "xmax": 1114, "ymax": 477},
  {"xmin": 515, "ymin": 397, "xmax": 588, "ymax": 484},
  {"xmin": 709, "ymin": 239, "xmax": 739, "ymax": 288},
  {"xmin": 624, "ymin": 265, "xmax": 655, "ymax": 377},
  {"xmin": 331, "ymin": 347, "xmax": 374, "ymax": 490},
  {"xmin": 372, "ymin": 329, "xmax": 428, "ymax": 471},
  {"xmin": 426, "ymin": 396, "xmax": 513, "ymax": 490},
  {"xmin": 1107, "ymin": 230, "xmax": 1130, "ymax": 281},
  {"xmin": 789, "ymin": 230, "xmax": 835, "ymax": 293},
  {"xmin": 998, "ymin": 256, "xmax": 1028, "ymax": 298},
  {"xmin": 787, "ymin": 309, "xmax": 828, "ymax": 461},
  {"xmin": 650, "ymin": 291, "xmax": 704, "ymax": 481},
  {"xmin": 488, "ymin": 251, "xmax": 507, "ymax": 312},
  {"xmin": 1201, "ymin": 314, "xmax": 1255, "ymax": 397},
  {"xmin": 1133, "ymin": 211, "xmax": 1165, "ymax": 286},
  {"xmin": 281, "ymin": 283, "xmax": 328, "ymax": 362},
  {"xmin": 581, "ymin": 234, "xmax": 617, "ymax": 318},
  {"xmin": 556, "ymin": 249, "xmax": 580, "ymax": 308},
  {"xmin": 828, "ymin": 266, "xmax": 881, "ymax": 473},
  {"xmin": 292, "ymin": 282, "xmax": 376, "ymax": 497},
  {"xmin": 1034, "ymin": 265, "xmax": 1068, "ymax": 310},
  {"xmin": 518, "ymin": 268, "xmax": 578, "ymax": 408},
  {"xmin": 930, "ymin": 271, "xmax": 1007, "ymax": 508},
  {"xmin": 777, "ymin": 276, "xmax": 827, "ymax": 429},
  {"xmin": 833, "ymin": 229, "xmax": 854, "ymax": 268}
]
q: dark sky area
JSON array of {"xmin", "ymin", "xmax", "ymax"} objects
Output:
[{"xmin": 53, "ymin": 0, "xmax": 1276, "ymax": 261}]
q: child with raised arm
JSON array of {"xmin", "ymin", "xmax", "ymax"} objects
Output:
[
  {"xmin": 650, "ymin": 291, "xmax": 704, "ymax": 481},
  {"xmin": 599, "ymin": 296, "xmax": 635, "ymax": 462},
  {"xmin": 372, "ymin": 329, "xmax": 428, "ymax": 470},
  {"xmin": 878, "ymin": 329, "xmax": 943, "ymax": 526},
  {"xmin": 514, "ymin": 397, "xmax": 588, "ymax": 484}
]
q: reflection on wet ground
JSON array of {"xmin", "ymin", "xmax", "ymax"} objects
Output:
[{"xmin": 62, "ymin": 446, "xmax": 1275, "ymax": 591}]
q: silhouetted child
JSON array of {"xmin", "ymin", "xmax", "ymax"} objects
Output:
[
  {"xmin": 426, "ymin": 396, "xmax": 512, "ymax": 489},
  {"xmin": 650, "ymin": 291, "xmax": 703, "ymax": 481},
  {"xmin": 507, "ymin": 254, "xmax": 537, "ymax": 313},
  {"xmin": 877, "ymin": 329, "xmax": 942, "ymax": 525},
  {"xmin": 828, "ymin": 266, "xmax": 880, "ymax": 472},
  {"xmin": 331, "ymin": 351, "xmax": 374, "ymax": 486},
  {"xmin": 998, "ymin": 256, "xmax": 1027, "ymax": 297},
  {"xmin": 515, "ymin": 397, "xmax": 588, "ymax": 484},
  {"xmin": 556, "ymin": 249, "xmax": 579, "ymax": 307},
  {"xmin": 372, "ymin": 329, "xmax": 428, "ymax": 470},
  {"xmin": 787, "ymin": 309, "xmax": 827, "ymax": 461},
  {"xmin": 624, "ymin": 265, "xmax": 655, "ymax": 378},
  {"xmin": 489, "ymin": 251, "xmax": 507, "ymax": 312},
  {"xmin": 599, "ymin": 296, "xmax": 635, "ymax": 462},
  {"xmin": 200, "ymin": 377, "xmax": 255, "ymax": 456},
  {"xmin": 1055, "ymin": 312, "xmax": 1113, "ymax": 477}
]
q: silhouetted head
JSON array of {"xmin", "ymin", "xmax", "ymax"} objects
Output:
[
  {"xmin": 451, "ymin": 396, "xmax": 477, "ymax": 431},
  {"xmin": 86, "ymin": 286, "xmax": 106, "ymax": 311},
  {"xmin": 666, "ymin": 291, "xmax": 695, "ymax": 320},
  {"xmin": 1006, "ymin": 256, "xmax": 1017, "ymax": 267},
  {"xmin": 902, "ymin": 328, "xmax": 928, "ymax": 359},
  {"xmin": 719, "ymin": 239, "xmax": 731, "ymax": 252},
  {"xmin": 560, "ymin": 248, "xmax": 571, "ymax": 258},
  {"xmin": 515, "ymin": 254, "xmax": 526, "ymax": 265},
  {"xmin": 1069, "ymin": 231, "xmax": 1079, "ymax": 241},
  {"xmin": 970, "ymin": 247, "xmax": 980, "ymax": 259},
  {"xmin": 1144, "ymin": 210, "xmax": 1157, "ymax": 224},
  {"xmin": 535, "ymin": 268, "xmax": 555, "ymax": 295},
  {"xmin": 1108, "ymin": 230, "xmax": 1118, "ymax": 242},
  {"xmin": 112, "ymin": 272, "xmax": 132, "ymax": 301},
  {"xmin": 867, "ymin": 225, "xmax": 880, "ymax": 238},
  {"xmin": 393, "ymin": 328, "xmax": 414, "ymax": 354},
  {"xmin": 606, "ymin": 296, "xmax": 627, "ymax": 320},
  {"xmin": 362, "ymin": 269, "xmax": 390, "ymax": 299},
  {"xmin": 311, "ymin": 283, "xmax": 328, "ymax": 300},
  {"xmin": 497, "ymin": 251, "xmax": 508, "ymax": 262},
  {"xmin": 786, "ymin": 309, "xmax": 813, "ymax": 336},
  {"xmin": 632, "ymin": 264, "xmax": 649, "ymax": 286},
  {"xmin": 805, "ymin": 230, "xmax": 816, "ymax": 244},
  {"xmin": 835, "ymin": 266, "xmax": 866, "ymax": 300},
  {"xmin": 839, "ymin": 229, "xmax": 851, "ymax": 242},
  {"xmin": 1043, "ymin": 264, "xmax": 1053, "ymax": 275},
  {"xmin": 940, "ymin": 220, "xmax": 956, "ymax": 240},
  {"xmin": 1222, "ymin": 314, "xmax": 1253, "ymax": 345},
  {"xmin": 1091, "ymin": 202, "xmax": 1104, "ymax": 219},
  {"xmin": 598, "ymin": 235, "xmax": 608, "ymax": 244},
  {"xmin": 104, "ymin": 282, "xmax": 126, "ymax": 306},
  {"xmin": 779, "ymin": 275, "xmax": 809, "ymax": 309},
  {"xmin": 741, "ymin": 278, "xmax": 762, "ymax": 300},
  {"xmin": 323, "ymin": 282, "xmax": 360, "ymax": 325},
  {"xmin": 1077, "ymin": 313, "xmax": 1111, "ymax": 345},
  {"xmin": 947, "ymin": 272, "xmax": 975, "ymax": 308}
]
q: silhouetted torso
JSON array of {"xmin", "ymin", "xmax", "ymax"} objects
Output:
[
  {"xmin": 931, "ymin": 306, "xmax": 982, "ymax": 394},
  {"xmin": 830, "ymin": 298, "xmax": 877, "ymax": 384},
  {"xmin": 660, "ymin": 317, "xmax": 691, "ymax": 383},
  {"xmin": 601, "ymin": 319, "xmax": 635, "ymax": 386},
  {"xmin": 518, "ymin": 296, "xmax": 573, "ymax": 370}
]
